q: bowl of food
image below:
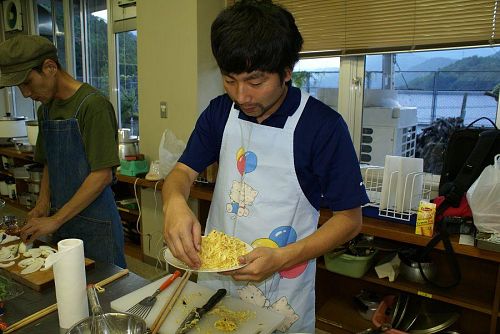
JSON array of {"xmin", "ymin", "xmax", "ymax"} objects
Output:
[{"xmin": 0, "ymin": 275, "xmax": 24, "ymax": 302}]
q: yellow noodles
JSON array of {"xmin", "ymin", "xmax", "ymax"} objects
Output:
[
  {"xmin": 209, "ymin": 305, "xmax": 255, "ymax": 332},
  {"xmin": 199, "ymin": 230, "xmax": 249, "ymax": 270}
]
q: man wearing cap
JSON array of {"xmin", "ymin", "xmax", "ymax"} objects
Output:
[{"xmin": 0, "ymin": 35, "xmax": 126, "ymax": 267}]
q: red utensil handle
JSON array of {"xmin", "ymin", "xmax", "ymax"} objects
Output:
[{"xmin": 159, "ymin": 270, "xmax": 181, "ymax": 291}]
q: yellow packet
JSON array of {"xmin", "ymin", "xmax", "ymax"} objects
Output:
[{"xmin": 415, "ymin": 200, "xmax": 436, "ymax": 236}]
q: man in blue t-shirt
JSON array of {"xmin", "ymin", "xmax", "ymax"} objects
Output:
[{"xmin": 162, "ymin": 1, "xmax": 368, "ymax": 332}]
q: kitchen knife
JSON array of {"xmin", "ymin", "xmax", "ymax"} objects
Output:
[{"xmin": 175, "ymin": 288, "xmax": 227, "ymax": 334}]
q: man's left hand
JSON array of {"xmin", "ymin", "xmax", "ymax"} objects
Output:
[{"xmin": 222, "ymin": 247, "xmax": 286, "ymax": 282}]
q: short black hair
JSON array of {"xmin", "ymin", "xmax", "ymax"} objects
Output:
[{"xmin": 211, "ymin": 0, "xmax": 303, "ymax": 81}]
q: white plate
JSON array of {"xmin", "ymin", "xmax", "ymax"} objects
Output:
[{"xmin": 163, "ymin": 241, "xmax": 253, "ymax": 273}]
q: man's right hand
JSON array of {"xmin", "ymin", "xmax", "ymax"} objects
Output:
[
  {"xmin": 163, "ymin": 197, "xmax": 202, "ymax": 269},
  {"xmin": 162, "ymin": 163, "xmax": 203, "ymax": 269}
]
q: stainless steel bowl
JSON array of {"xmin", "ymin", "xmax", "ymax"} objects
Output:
[{"xmin": 66, "ymin": 312, "xmax": 147, "ymax": 334}]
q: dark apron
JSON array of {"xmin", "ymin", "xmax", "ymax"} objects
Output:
[{"xmin": 41, "ymin": 93, "xmax": 126, "ymax": 268}]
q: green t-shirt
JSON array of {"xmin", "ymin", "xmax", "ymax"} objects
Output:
[{"xmin": 34, "ymin": 83, "xmax": 120, "ymax": 171}]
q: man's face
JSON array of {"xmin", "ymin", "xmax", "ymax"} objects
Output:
[
  {"xmin": 17, "ymin": 63, "xmax": 56, "ymax": 104},
  {"xmin": 222, "ymin": 69, "xmax": 292, "ymax": 122}
]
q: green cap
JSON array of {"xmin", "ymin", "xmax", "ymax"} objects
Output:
[{"xmin": 0, "ymin": 35, "xmax": 58, "ymax": 89}]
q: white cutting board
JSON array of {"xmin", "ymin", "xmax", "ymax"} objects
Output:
[{"xmin": 110, "ymin": 274, "xmax": 285, "ymax": 334}]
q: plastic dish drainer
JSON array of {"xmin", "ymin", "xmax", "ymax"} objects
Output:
[{"xmin": 362, "ymin": 166, "xmax": 433, "ymax": 222}]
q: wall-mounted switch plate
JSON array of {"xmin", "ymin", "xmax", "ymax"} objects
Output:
[{"xmin": 160, "ymin": 101, "xmax": 168, "ymax": 118}]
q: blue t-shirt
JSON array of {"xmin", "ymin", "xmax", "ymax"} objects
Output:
[{"xmin": 179, "ymin": 85, "xmax": 369, "ymax": 211}]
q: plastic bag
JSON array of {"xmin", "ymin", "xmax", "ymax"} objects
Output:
[
  {"xmin": 158, "ymin": 129, "xmax": 186, "ymax": 178},
  {"xmin": 466, "ymin": 154, "xmax": 500, "ymax": 234}
]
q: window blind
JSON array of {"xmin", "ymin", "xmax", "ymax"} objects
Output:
[{"xmin": 226, "ymin": 0, "xmax": 498, "ymax": 55}]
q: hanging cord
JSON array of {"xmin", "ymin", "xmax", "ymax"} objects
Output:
[
  {"xmin": 133, "ymin": 177, "xmax": 142, "ymax": 234},
  {"xmin": 153, "ymin": 180, "xmax": 168, "ymax": 272}
]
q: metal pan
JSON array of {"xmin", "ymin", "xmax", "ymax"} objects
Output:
[
  {"xmin": 398, "ymin": 295, "xmax": 421, "ymax": 331},
  {"xmin": 393, "ymin": 293, "xmax": 409, "ymax": 329}
]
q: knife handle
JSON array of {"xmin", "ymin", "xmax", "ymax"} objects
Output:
[
  {"xmin": 200, "ymin": 288, "xmax": 227, "ymax": 314},
  {"xmin": 159, "ymin": 270, "xmax": 181, "ymax": 292}
]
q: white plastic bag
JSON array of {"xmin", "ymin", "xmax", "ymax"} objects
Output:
[
  {"xmin": 466, "ymin": 154, "xmax": 500, "ymax": 234},
  {"xmin": 158, "ymin": 129, "xmax": 186, "ymax": 178}
]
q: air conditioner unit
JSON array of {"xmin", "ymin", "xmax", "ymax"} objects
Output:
[
  {"xmin": 2, "ymin": 0, "xmax": 23, "ymax": 32},
  {"xmin": 360, "ymin": 107, "xmax": 418, "ymax": 167}
]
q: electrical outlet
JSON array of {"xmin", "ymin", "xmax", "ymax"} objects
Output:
[{"xmin": 160, "ymin": 101, "xmax": 168, "ymax": 118}]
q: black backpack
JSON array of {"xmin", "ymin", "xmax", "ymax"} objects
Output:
[
  {"xmin": 418, "ymin": 117, "xmax": 500, "ymax": 288},
  {"xmin": 439, "ymin": 117, "xmax": 500, "ymax": 207}
]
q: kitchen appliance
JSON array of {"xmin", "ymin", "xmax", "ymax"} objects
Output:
[
  {"xmin": 118, "ymin": 128, "xmax": 140, "ymax": 160},
  {"xmin": 0, "ymin": 116, "xmax": 27, "ymax": 146},
  {"xmin": 2, "ymin": 0, "xmax": 23, "ymax": 32},
  {"xmin": 118, "ymin": 140, "xmax": 139, "ymax": 160},
  {"xmin": 361, "ymin": 107, "xmax": 417, "ymax": 167}
]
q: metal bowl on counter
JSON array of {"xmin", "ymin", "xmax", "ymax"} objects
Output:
[{"xmin": 66, "ymin": 312, "xmax": 147, "ymax": 334}]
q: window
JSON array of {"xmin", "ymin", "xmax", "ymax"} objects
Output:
[
  {"xmin": 293, "ymin": 57, "xmax": 340, "ymax": 109},
  {"xmin": 362, "ymin": 48, "xmax": 500, "ymax": 172},
  {"xmin": 85, "ymin": 0, "xmax": 109, "ymax": 96},
  {"xmin": 115, "ymin": 30, "xmax": 138, "ymax": 135},
  {"xmin": 36, "ymin": 0, "xmax": 67, "ymax": 70}
]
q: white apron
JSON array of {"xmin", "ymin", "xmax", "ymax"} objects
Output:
[{"xmin": 199, "ymin": 91, "xmax": 319, "ymax": 333}]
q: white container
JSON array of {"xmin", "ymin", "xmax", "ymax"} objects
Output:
[
  {"xmin": 28, "ymin": 182, "xmax": 40, "ymax": 194},
  {"xmin": 25, "ymin": 120, "xmax": 39, "ymax": 146},
  {"xmin": 0, "ymin": 181, "xmax": 8, "ymax": 196},
  {"xmin": 28, "ymin": 165, "xmax": 43, "ymax": 182},
  {"xmin": 11, "ymin": 166, "xmax": 30, "ymax": 179},
  {"xmin": 0, "ymin": 116, "xmax": 27, "ymax": 138},
  {"xmin": 1, "ymin": 156, "xmax": 14, "ymax": 170},
  {"xmin": 7, "ymin": 182, "xmax": 16, "ymax": 200}
]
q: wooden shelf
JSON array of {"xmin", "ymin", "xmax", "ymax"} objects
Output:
[
  {"xmin": 318, "ymin": 262, "xmax": 493, "ymax": 316},
  {"xmin": 0, "ymin": 147, "xmax": 34, "ymax": 160},
  {"xmin": 319, "ymin": 209, "xmax": 500, "ymax": 263},
  {"xmin": 315, "ymin": 269, "xmax": 374, "ymax": 333},
  {"xmin": 0, "ymin": 169, "xmax": 13, "ymax": 177},
  {"xmin": 117, "ymin": 205, "xmax": 140, "ymax": 216},
  {"xmin": 116, "ymin": 173, "xmax": 215, "ymax": 201},
  {"xmin": 0, "ymin": 195, "xmax": 29, "ymax": 212}
]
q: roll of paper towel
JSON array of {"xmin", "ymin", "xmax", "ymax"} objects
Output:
[{"xmin": 45, "ymin": 239, "xmax": 89, "ymax": 330}]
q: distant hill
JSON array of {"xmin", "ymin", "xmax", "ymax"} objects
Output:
[
  {"xmin": 405, "ymin": 51, "xmax": 500, "ymax": 91},
  {"xmin": 395, "ymin": 57, "xmax": 455, "ymax": 88}
]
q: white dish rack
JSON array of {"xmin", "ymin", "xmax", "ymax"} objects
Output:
[{"xmin": 362, "ymin": 166, "xmax": 433, "ymax": 222}]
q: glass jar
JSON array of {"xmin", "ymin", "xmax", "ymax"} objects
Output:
[
  {"xmin": 6, "ymin": 180, "xmax": 16, "ymax": 200},
  {"xmin": 2, "ymin": 216, "xmax": 24, "ymax": 237}
]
